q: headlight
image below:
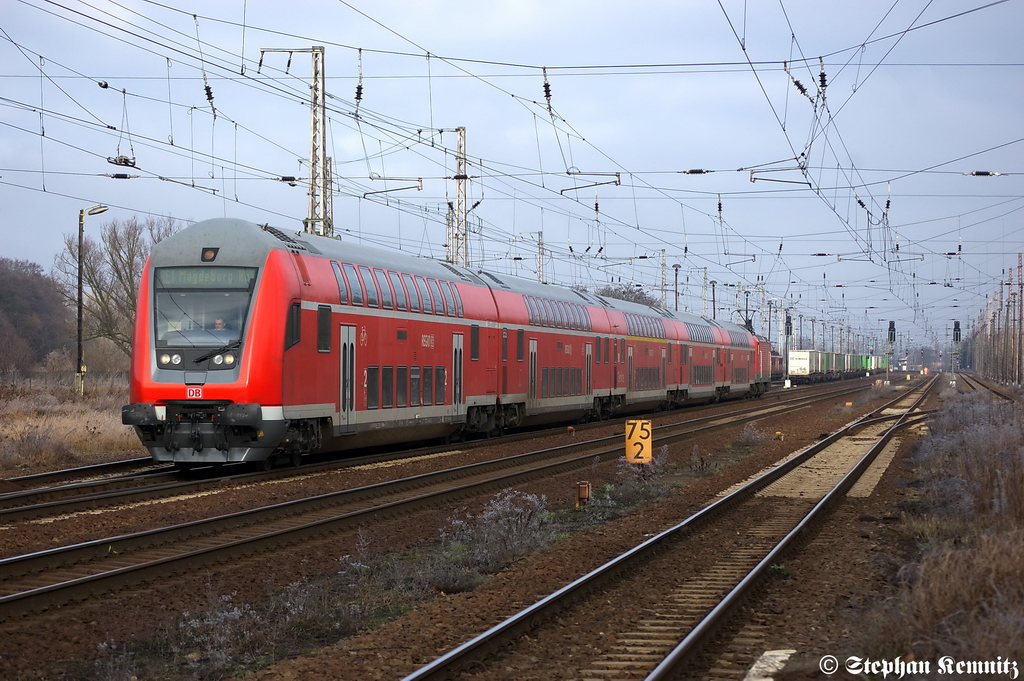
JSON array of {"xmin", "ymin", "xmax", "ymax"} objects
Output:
[
  {"xmin": 224, "ymin": 353, "xmax": 236, "ymax": 365},
  {"xmin": 213, "ymin": 355, "xmax": 224, "ymax": 365},
  {"xmin": 160, "ymin": 353, "xmax": 171, "ymax": 365},
  {"xmin": 171, "ymin": 354, "xmax": 182, "ymax": 365}
]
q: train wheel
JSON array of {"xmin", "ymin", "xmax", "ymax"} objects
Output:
[
  {"xmin": 261, "ymin": 455, "xmax": 276, "ymax": 472},
  {"xmin": 290, "ymin": 451, "xmax": 302, "ymax": 467}
]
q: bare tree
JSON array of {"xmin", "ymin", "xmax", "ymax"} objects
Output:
[
  {"xmin": 52, "ymin": 215, "xmax": 179, "ymax": 356},
  {"xmin": 595, "ymin": 283, "xmax": 662, "ymax": 308}
]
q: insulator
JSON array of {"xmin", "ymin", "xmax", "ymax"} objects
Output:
[
  {"xmin": 355, "ymin": 83, "xmax": 363, "ymax": 102},
  {"xmin": 204, "ymin": 84, "xmax": 214, "ymax": 104},
  {"xmin": 543, "ymin": 81, "xmax": 551, "ymax": 100},
  {"xmin": 819, "ymin": 71, "xmax": 827, "ymax": 89},
  {"xmin": 685, "ymin": 169, "xmax": 709, "ymax": 174},
  {"xmin": 793, "ymin": 79, "xmax": 807, "ymax": 96}
]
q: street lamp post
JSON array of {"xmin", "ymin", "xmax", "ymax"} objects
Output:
[
  {"xmin": 77, "ymin": 204, "xmax": 108, "ymax": 396},
  {"xmin": 672, "ymin": 264, "xmax": 681, "ymax": 312}
]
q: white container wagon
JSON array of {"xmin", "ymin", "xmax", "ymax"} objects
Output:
[{"xmin": 788, "ymin": 350, "xmax": 825, "ymax": 383}]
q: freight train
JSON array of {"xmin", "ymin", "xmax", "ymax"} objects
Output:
[
  {"xmin": 786, "ymin": 349, "xmax": 889, "ymax": 384},
  {"xmin": 122, "ymin": 218, "xmax": 773, "ymax": 468}
]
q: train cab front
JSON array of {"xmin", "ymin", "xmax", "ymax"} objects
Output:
[{"xmin": 122, "ymin": 262, "xmax": 284, "ymax": 467}]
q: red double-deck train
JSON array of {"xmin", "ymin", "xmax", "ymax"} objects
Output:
[{"xmin": 122, "ymin": 218, "xmax": 772, "ymax": 468}]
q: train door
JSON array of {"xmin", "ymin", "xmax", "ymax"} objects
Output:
[
  {"xmin": 661, "ymin": 347, "xmax": 667, "ymax": 389},
  {"xmin": 585, "ymin": 343, "xmax": 593, "ymax": 395},
  {"xmin": 529, "ymin": 339, "xmax": 538, "ymax": 400},
  {"xmin": 627, "ymin": 345, "xmax": 634, "ymax": 391},
  {"xmin": 452, "ymin": 333, "xmax": 464, "ymax": 419},
  {"xmin": 339, "ymin": 324, "xmax": 356, "ymax": 432}
]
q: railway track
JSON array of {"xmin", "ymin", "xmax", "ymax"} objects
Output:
[
  {"xmin": 956, "ymin": 372, "xmax": 1017, "ymax": 400},
  {"xmin": 0, "ymin": 379, "xmax": 879, "ymax": 524},
  {"xmin": 0, "ymin": 379, "xmax": 886, "ymax": 622},
  {"xmin": 397, "ymin": 376, "xmax": 937, "ymax": 680}
]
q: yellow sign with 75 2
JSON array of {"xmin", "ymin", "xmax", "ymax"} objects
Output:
[{"xmin": 625, "ymin": 419, "xmax": 653, "ymax": 464}]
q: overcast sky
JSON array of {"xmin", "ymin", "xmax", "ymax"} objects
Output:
[{"xmin": 2, "ymin": 0, "xmax": 1022, "ymax": 356}]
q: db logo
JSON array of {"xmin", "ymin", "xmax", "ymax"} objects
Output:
[{"xmin": 187, "ymin": 387, "xmax": 203, "ymax": 399}]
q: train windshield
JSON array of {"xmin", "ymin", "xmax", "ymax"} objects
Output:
[{"xmin": 153, "ymin": 267, "xmax": 258, "ymax": 348}]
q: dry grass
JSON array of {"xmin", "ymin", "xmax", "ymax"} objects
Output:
[
  {"xmin": 75, "ymin": 490, "xmax": 564, "ymax": 680},
  {"xmin": 860, "ymin": 390, "xmax": 1024, "ymax": 665},
  {"xmin": 0, "ymin": 374, "xmax": 142, "ymax": 477}
]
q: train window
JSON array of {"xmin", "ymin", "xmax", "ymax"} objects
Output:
[
  {"xmin": 410, "ymin": 367, "xmax": 420, "ymax": 406},
  {"xmin": 331, "ymin": 262, "xmax": 349, "ymax": 305},
  {"xmin": 581, "ymin": 306, "xmax": 592, "ymax": 332},
  {"xmin": 470, "ymin": 325, "xmax": 480, "ymax": 361},
  {"xmin": 525, "ymin": 296, "xmax": 537, "ymax": 325},
  {"xmin": 367, "ymin": 366, "xmax": 379, "ymax": 409},
  {"xmin": 517, "ymin": 329, "xmax": 524, "ymax": 362},
  {"xmin": 435, "ymin": 366, "xmax": 445, "ymax": 405},
  {"xmin": 415, "ymin": 276, "xmax": 433, "ymax": 314},
  {"xmin": 541, "ymin": 367, "xmax": 548, "ymax": 398},
  {"xmin": 423, "ymin": 366, "xmax": 434, "ymax": 405},
  {"xmin": 502, "ymin": 329, "xmax": 508, "ymax": 362},
  {"xmin": 448, "ymin": 282, "xmax": 464, "ymax": 317},
  {"xmin": 439, "ymin": 281, "xmax": 456, "ymax": 316},
  {"xmin": 382, "ymin": 366, "xmax": 394, "ymax": 408},
  {"xmin": 357, "ymin": 266, "xmax": 379, "ymax": 307},
  {"xmin": 556, "ymin": 367, "xmax": 563, "ymax": 397},
  {"xmin": 605, "ymin": 337, "xmax": 610, "ymax": 363},
  {"xmin": 428, "ymin": 279, "xmax": 446, "ymax": 315},
  {"xmin": 540, "ymin": 298, "xmax": 553, "ymax": 327},
  {"xmin": 557, "ymin": 301, "xmax": 569, "ymax": 329},
  {"xmin": 595, "ymin": 336, "xmax": 601, "ymax": 363},
  {"xmin": 317, "ymin": 306, "xmax": 331, "ymax": 352},
  {"xmin": 342, "ymin": 264, "xmax": 363, "ymax": 306},
  {"xmin": 285, "ymin": 302, "xmax": 301, "ymax": 349},
  {"xmin": 402, "ymin": 273, "xmax": 420, "ymax": 312},
  {"xmin": 572, "ymin": 304, "xmax": 583, "ymax": 330},
  {"xmin": 397, "ymin": 366, "xmax": 408, "ymax": 407},
  {"xmin": 388, "ymin": 271, "xmax": 407, "ymax": 311},
  {"xmin": 372, "ymin": 268, "xmax": 393, "ymax": 309}
]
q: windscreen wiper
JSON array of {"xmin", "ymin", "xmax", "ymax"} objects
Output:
[{"xmin": 193, "ymin": 339, "xmax": 241, "ymax": 364}]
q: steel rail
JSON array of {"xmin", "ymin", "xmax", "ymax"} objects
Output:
[
  {"xmin": 645, "ymin": 376, "xmax": 936, "ymax": 679},
  {"xmin": 1, "ymin": 381, "xmax": 870, "ymax": 522},
  {"xmin": 0, "ymin": 380, "xmax": 883, "ymax": 621},
  {"xmin": 399, "ymin": 377, "xmax": 934, "ymax": 681}
]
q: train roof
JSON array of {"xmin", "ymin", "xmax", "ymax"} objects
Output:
[{"xmin": 162, "ymin": 218, "xmax": 753, "ymax": 338}]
